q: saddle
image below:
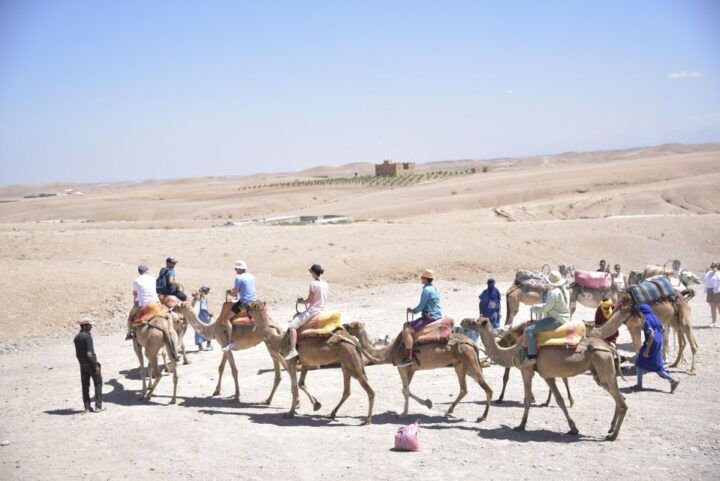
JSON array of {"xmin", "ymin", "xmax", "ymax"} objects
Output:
[
  {"xmin": 411, "ymin": 317, "xmax": 454, "ymax": 345},
  {"xmin": 298, "ymin": 311, "xmax": 343, "ymax": 338},
  {"xmin": 132, "ymin": 303, "xmax": 169, "ymax": 326},
  {"xmin": 229, "ymin": 312, "xmax": 255, "ymax": 326},
  {"xmin": 520, "ymin": 320, "xmax": 586, "ymax": 349},
  {"xmin": 159, "ymin": 295, "xmax": 182, "ymax": 309}
]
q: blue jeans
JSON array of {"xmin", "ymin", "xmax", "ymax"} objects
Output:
[
  {"xmin": 525, "ymin": 317, "xmax": 564, "ymax": 356},
  {"xmin": 637, "ymin": 367, "xmax": 674, "ymax": 387}
]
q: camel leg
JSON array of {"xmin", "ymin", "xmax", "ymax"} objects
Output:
[
  {"xmin": 213, "ymin": 353, "xmax": 228, "ymax": 396},
  {"xmin": 144, "ymin": 354, "xmax": 163, "ymax": 400},
  {"xmin": 133, "ymin": 340, "xmax": 147, "ymax": 400},
  {"xmin": 168, "ymin": 358, "xmax": 178, "ymax": 405},
  {"xmin": 563, "ymin": 377, "xmax": 574, "ymax": 407},
  {"xmin": 161, "ymin": 350, "xmax": 170, "ymax": 373},
  {"xmin": 329, "ymin": 367, "xmax": 351, "ymax": 420},
  {"xmin": 351, "ymin": 368, "xmax": 375, "ymax": 426},
  {"xmin": 298, "ymin": 366, "xmax": 322, "ymax": 411},
  {"xmin": 466, "ymin": 358, "xmax": 493, "ymax": 423},
  {"xmin": 513, "ymin": 367, "xmax": 534, "ymax": 432},
  {"xmin": 284, "ymin": 359, "xmax": 300, "ymax": 418},
  {"xmin": 398, "ymin": 367, "xmax": 432, "ymax": 416},
  {"xmin": 505, "ymin": 291, "xmax": 519, "ymax": 326},
  {"xmin": 540, "ymin": 385, "xmax": 553, "ymax": 407},
  {"xmin": 593, "ymin": 358, "xmax": 628, "ymax": 440},
  {"xmin": 226, "ymin": 351, "xmax": 240, "ymax": 402},
  {"xmin": 496, "ymin": 367, "xmax": 510, "ymax": 403},
  {"xmin": 181, "ymin": 337, "xmax": 190, "ymax": 365},
  {"xmin": 678, "ymin": 322, "xmax": 698, "ymax": 375},
  {"xmin": 446, "ymin": 364, "xmax": 468, "ymax": 416},
  {"xmin": 670, "ymin": 328, "xmax": 685, "ymax": 369},
  {"xmin": 263, "ymin": 355, "xmax": 283, "ymax": 405},
  {"xmin": 545, "ymin": 377, "xmax": 578, "ymax": 435}
]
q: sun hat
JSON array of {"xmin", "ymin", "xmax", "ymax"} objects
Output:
[
  {"xmin": 234, "ymin": 260, "xmax": 248, "ymax": 270},
  {"xmin": 78, "ymin": 317, "xmax": 96, "ymax": 326},
  {"xmin": 309, "ymin": 264, "xmax": 324, "ymax": 276},
  {"xmin": 138, "ymin": 264, "xmax": 149, "ymax": 274},
  {"xmin": 547, "ymin": 270, "xmax": 566, "ymax": 287},
  {"xmin": 421, "ymin": 269, "xmax": 435, "ymax": 280},
  {"xmin": 166, "ymin": 257, "xmax": 178, "ymax": 264}
]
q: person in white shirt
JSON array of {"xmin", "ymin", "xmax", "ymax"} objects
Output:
[
  {"xmin": 126, "ymin": 264, "xmax": 160, "ymax": 339},
  {"xmin": 703, "ymin": 263, "xmax": 720, "ymax": 327}
]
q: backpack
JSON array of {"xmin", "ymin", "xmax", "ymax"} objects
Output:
[{"xmin": 156, "ymin": 268, "xmax": 171, "ymax": 293}]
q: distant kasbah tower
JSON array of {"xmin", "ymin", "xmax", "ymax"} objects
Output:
[{"xmin": 374, "ymin": 159, "xmax": 416, "ymax": 177}]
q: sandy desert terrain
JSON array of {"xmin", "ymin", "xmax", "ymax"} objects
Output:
[{"xmin": 1, "ymin": 143, "xmax": 719, "ymax": 480}]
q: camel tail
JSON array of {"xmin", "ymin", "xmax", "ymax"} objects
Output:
[{"xmin": 160, "ymin": 321, "xmax": 179, "ymax": 363}]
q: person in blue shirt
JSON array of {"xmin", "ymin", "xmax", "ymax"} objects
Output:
[
  {"xmin": 479, "ymin": 278, "xmax": 502, "ymax": 329},
  {"xmin": 156, "ymin": 257, "xmax": 187, "ymax": 302},
  {"xmin": 401, "ymin": 269, "xmax": 442, "ymax": 367},
  {"xmin": 222, "ymin": 260, "xmax": 257, "ymax": 352},
  {"xmin": 194, "ymin": 285, "xmax": 214, "ymax": 351},
  {"xmin": 633, "ymin": 304, "xmax": 680, "ymax": 393}
]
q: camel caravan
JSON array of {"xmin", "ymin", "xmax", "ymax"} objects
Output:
[{"xmin": 118, "ymin": 256, "xmax": 706, "ymax": 441}]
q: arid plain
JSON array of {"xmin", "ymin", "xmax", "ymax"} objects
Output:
[{"xmin": 1, "ymin": 143, "xmax": 719, "ymax": 480}]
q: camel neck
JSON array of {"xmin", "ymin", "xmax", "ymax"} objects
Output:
[
  {"xmin": 352, "ymin": 327, "xmax": 394, "ymax": 364},
  {"xmin": 181, "ymin": 305, "xmax": 215, "ymax": 340},
  {"xmin": 478, "ymin": 327, "xmax": 519, "ymax": 368}
]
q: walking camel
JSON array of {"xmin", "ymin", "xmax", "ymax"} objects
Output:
[
  {"xmin": 132, "ymin": 315, "xmax": 180, "ymax": 404},
  {"xmin": 246, "ymin": 301, "xmax": 376, "ymax": 425},
  {"xmin": 461, "ymin": 316, "xmax": 627, "ymax": 440},
  {"xmin": 176, "ymin": 292, "xmax": 283, "ymax": 403},
  {"xmin": 344, "ymin": 322, "xmax": 493, "ymax": 423}
]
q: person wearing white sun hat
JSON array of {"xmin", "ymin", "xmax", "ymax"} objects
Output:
[
  {"xmin": 220, "ymin": 260, "xmax": 257, "ymax": 352},
  {"xmin": 523, "ymin": 270, "xmax": 570, "ymax": 367}
]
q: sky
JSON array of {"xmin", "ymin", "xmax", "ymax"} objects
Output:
[{"xmin": 0, "ymin": 0, "xmax": 718, "ymax": 185}]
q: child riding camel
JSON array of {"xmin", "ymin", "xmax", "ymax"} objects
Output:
[
  {"xmin": 400, "ymin": 269, "xmax": 442, "ymax": 367},
  {"xmin": 285, "ymin": 264, "xmax": 328, "ymax": 360}
]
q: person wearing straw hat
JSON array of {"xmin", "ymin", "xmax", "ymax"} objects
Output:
[
  {"xmin": 73, "ymin": 317, "xmax": 105, "ymax": 413},
  {"xmin": 285, "ymin": 264, "xmax": 328, "ymax": 360},
  {"xmin": 400, "ymin": 269, "xmax": 442, "ymax": 367},
  {"xmin": 221, "ymin": 260, "xmax": 257, "ymax": 352},
  {"xmin": 523, "ymin": 270, "xmax": 570, "ymax": 367}
]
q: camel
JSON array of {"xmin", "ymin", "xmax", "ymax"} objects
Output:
[
  {"xmin": 132, "ymin": 315, "xmax": 180, "ymax": 404},
  {"xmin": 567, "ymin": 284, "xmax": 618, "ymax": 318},
  {"xmin": 176, "ymin": 292, "xmax": 283, "ymax": 404},
  {"xmin": 344, "ymin": 322, "xmax": 493, "ymax": 422},
  {"xmin": 166, "ymin": 310, "xmax": 190, "ymax": 365},
  {"xmin": 617, "ymin": 291, "xmax": 698, "ymax": 375},
  {"xmin": 494, "ymin": 326, "xmax": 573, "ymax": 407},
  {"xmin": 461, "ymin": 317, "xmax": 627, "ymax": 440},
  {"xmin": 246, "ymin": 301, "xmax": 375, "ymax": 425},
  {"xmin": 505, "ymin": 264, "xmax": 576, "ymax": 325}
]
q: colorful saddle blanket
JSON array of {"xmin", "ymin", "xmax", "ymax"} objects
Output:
[
  {"xmin": 521, "ymin": 320, "xmax": 586, "ymax": 349},
  {"xmin": 574, "ymin": 270, "xmax": 611, "ymax": 290},
  {"xmin": 298, "ymin": 311, "xmax": 343, "ymax": 338},
  {"xmin": 132, "ymin": 303, "xmax": 168, "ymax": 325},
  {"xmin": 413, "ymin": 317, "xmax": 455, "ymax": 345},
  {"xmin": 515, "ymin": 269, "xmax": 550, "ymax": 291},
  {"xmin": 628, "ymin": 276, "xmax": 674, "ymax": 305},
  {"xmin": 230, "ymin": 312, "xmax": 255, "ymax": 325}
]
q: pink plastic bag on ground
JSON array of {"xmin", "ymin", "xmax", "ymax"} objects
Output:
[{"xmin": 394, "ymin": 420, "xmax": 420, "ymax": 451}]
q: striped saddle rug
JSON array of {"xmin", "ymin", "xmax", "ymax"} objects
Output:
[{"xmin": 628, "ymin": 276, "xmax": 674, "ymax": 305}]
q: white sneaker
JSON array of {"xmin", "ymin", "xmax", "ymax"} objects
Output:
[
  {"xmin": 222, "ymin": 342, "xmax": 235, "ymax": 352},
  {"xmin": 284, "ymin": 350, "xmax": 299, "ymax": 360}
]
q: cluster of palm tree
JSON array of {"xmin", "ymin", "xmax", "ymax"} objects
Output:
[{"xmin": 239, "ymin": 168, "xmax": 477, "ymax": 191}]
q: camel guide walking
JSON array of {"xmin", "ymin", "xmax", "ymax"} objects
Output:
[
  {"xmin": 126, "ymin": 264, "xmax": 159, "ymax": 340},
  {"xmin": 221, "ymin": 260, "xmax": 257, "ymax": 352},
  {"xmin": 479, "ymin": 278, "xmax": 501, "ymax": 329},
  {"xmin": 285, "ymin": 264, "xmax": 328, "ymax": 360},
  {"xmin": 401, "ymin": 269, "xmax": 442, "ymax": 367},
  {"xmin": 74, "ymin": 318, "xmax": 104, "ymax": 413},
  {"xmin": 522, "ymin": 270, "xmax": 570, "ymax": 367},
  {"xmin": 156, "ymin": 257, "xmax": 187, "ymax": 302},
  {"xmin": 632, "ymin": 304, "xmax": 680, "ymax": 393}
]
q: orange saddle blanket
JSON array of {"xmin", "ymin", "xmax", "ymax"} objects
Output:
[
  {"xmin": 132, "ymin": 303, "xmax": 169, "ymax": 325},
  {"xmin": 412, "ymin": 317, "xmax": 455, "ymax": 345}
]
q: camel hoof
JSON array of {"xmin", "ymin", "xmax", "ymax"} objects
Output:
[
  {"xmin": 689, "ymin": 370, "xmax": 697, "ymax": 376},
  {"xmin": 605, "ymin": 433, "xmax": 618, "ymax": 441},
  {"xmin": 183, "ymin": 360, "xmax": 191, "ymax": 365},
  {"xmin": 494, "ymin": 399, "xmax": 504, "ymax": 404},
  {"xmin": 512, "ymin": 425, "xmax": 525, "ymax": 432},
  {"xmin": 476, "ymin": 416, "xmax": 487, "ymax": 423},
  {"xmin": 424, "ymin": 399, "xmax": 433, "ymax": 409},
  {"xmin": 168, "ymin": 400, "xmax": 176, "ymax": 405},
  {"xmin": 567, "ymin": 428, "xmax": 579, "ymax": 436},
  {"xmin": 444, "ymin": 409, "xmax": 453, "ymax": 416},
  {"xmin": 283, "ymin": 412, "xmax": 295, "ymax": 419},
  {"xmin": 212, "ymin": 390, "xmax": 221, "ymax": 397},
  {"xmin": 313, "ymin": 401, "xmax": 322, "ymax": 412},
  {"xmin": 360, "ymin": 419, "xmax": 372, "ymax": 426},
  {"xmin": 539, "ymin": 403, "xmax": 550, "ymax": 408},
  {"xmin": 262, "ymin": 398, "xmax": 272, "ymax": 406}
]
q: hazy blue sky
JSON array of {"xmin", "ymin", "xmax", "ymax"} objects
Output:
[{"xmin": 1, "ymin": 0, "xmax": 718, "ymax": 184}]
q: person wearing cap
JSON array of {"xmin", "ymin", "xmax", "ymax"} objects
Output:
[
  {"xmin": 156, "ymin": 257, "xmax": 187, "ymax": 302},
  {"xmin": 594, "ymin": 298, "xmax": 619, "ymax": 345},
  {"xmin": 400, "ymin": 269, "xmax": 442, "ymax": 367},
  {"xmin": 126, "ymin": 264, "xmax": 160, "ymax": 340},
  {"xmin": 74, "ymin": 318, "xmax": 104, "ymax": 413},
  {"xmin": 195, "ymin": 285, "xmax": 214, "ymax": 351},
  {"xmin": 523, "ymin": 270, "xmax": 570, "ymax": 366},
  {"xmin": 221, "ymin": 260, "xmax": 257, "ymax": 352},
  {"xmin": 285, "ymin": 264, "xmax": 328, "ymax": 360},
  {"xmin": 479, "ymin": 278, "xmax": 502, "ymax": 330}
]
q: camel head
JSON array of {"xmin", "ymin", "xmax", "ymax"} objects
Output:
[
  {"xmin": 628, "ymin": 271, "xmax": 642, "ymax": 285},
  {"xmin": 245, "ymin": 300, "xmax": 268, "ymax": 320},
  {"xmin": 343, "ymin": 321, "xmax": 365, "ymax": 331},
  {"xmin": 558, "ymin": 264, "xmax": 575, "ymax": 280},
  {"xmin": 460, "ymin": 317, "xmax": 491, "ymax": 331},
  {"xmin": 679, "ymin": 270, "xmax": 700, "ymax": 287}
]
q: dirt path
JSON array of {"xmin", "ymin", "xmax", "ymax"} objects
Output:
[{"xmin": 1, "ymin": 282, "xmax": 719, "ymax": 480}]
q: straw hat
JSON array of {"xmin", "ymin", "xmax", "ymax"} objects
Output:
[
  {"xmin": 547, "ymin": 270, "xmax": 566, "ymax": 287},
  {"xmin": 421, "ymin": 269, "xmax": 435, "ymax": 280}
]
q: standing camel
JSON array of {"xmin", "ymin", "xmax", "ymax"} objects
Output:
[
  {"xmin": 246, "ymin": 301, "xmax": 375, "ymax": 425},
  {"xmin": 132, "ymin": 315, "xmax": 180, "ymax": 404},
  {"xmin": 176, "ymin": 292, "xmax": 283, "ymax": 403},
  {"xmin": 461, "ymin": 317, "xmax": 627, "ymax": 440},
  {"xmin": 344, "ymin": 322, "xmax": 493, "ymax": 422}
]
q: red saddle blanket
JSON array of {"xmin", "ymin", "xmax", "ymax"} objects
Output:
[
  {"xmin": 132, "ymin": 303, "xmax": 168, "ymax": 325},
  {"xmin": 412, "ymin": 317, "xmax": 455, "ymax": 344}
]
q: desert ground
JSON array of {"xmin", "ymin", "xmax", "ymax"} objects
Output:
[{"xmin": 1, "ymin": 143, "xmax": 719, "ymax": 480}]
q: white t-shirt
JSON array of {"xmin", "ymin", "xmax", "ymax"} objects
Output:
[
  {"xmin": 612, "ymin": 274, "xmax": 626, "ymax": 291},
  {"xmin": 307, "ymin": 279, "xmax": 328, "ymax": 317},
  {"xmin": 133, "ymin": 273, "xmax": 159, "ymax": 307},
  {"xmin": 703, "ymin": 270, "xmax": 717, "ymax": 289}
]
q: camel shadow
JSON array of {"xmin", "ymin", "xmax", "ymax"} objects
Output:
[
  {"xmin": 477, "ymin": 425, "xmax": 599, "ymax": 443},
  {"xmin": 693, "ymin": 325, "xmax": 716, "ymax": 330},
  {"xmin": 363, "ymin": 411, "xmax": 468, "ymax": 428},
  {"xmin": 44, "ymin": 408, "xmax": 84, "ymax": 416},
  {"xmin": 198, "ymin": 408, "xmax": 346, "ymax": 427},
  {"xmin": 103, "ymin": 378, "xmax": 163, "ymax": 406},
  {"xmin": 179, "ymin": 396, "xmax": 267, "ymax": 409},
  {"xmin": 619, "ymin": 386, "xmax": 665, "ymax": 394}
]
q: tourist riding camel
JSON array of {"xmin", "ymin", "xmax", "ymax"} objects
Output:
[
  {"xmin": 286, "ymin": 264, "xmax": 328, "ymax": 360},
  {"xmin": 401, "ymin": 269, "xmax": 442, "ymax": 367},
  {"xmin": 220, "ymin": 260, "xmax": 257, "ymax": 352},
  {"xmin": 156, "ymin": 257, "xmax": 187, "ymax": 302},
  {"xmin": 126, "ymin": 264, "xmax": 160, "ymax": 340}
]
